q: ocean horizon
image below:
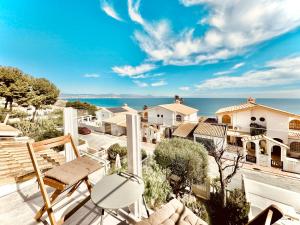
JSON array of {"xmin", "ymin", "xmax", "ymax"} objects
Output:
[{"xmin": 66, "ymin": 98, "xmax": 300, "ymax": 117}]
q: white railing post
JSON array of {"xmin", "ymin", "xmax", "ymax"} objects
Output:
[
  {"xmin": 63, "ymin": 107, "xmax": 78, "ymax": 162},
  {"xmin": 126, "ymin": 114, "xmax": 142, "ymax": 218}
]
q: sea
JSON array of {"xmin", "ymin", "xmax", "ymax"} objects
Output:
[{"xmin": 66, "ymin": 98, "xmax": 300, "ymax": 117}]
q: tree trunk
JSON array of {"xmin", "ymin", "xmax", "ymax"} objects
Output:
[
  {"xmin": 4, "ymin": 100, "xmax": 8, "ymax": 109},
  {"xmin": 9, "ymin": 101, "xmax": 12, "ymax": 111},
  {"xmin": 221, "ymin": 181, "xmax": 227, "ymax": 208},
  {"xmin": 31, "ymin": 108, "xmax": 38, "ymax": 122}
]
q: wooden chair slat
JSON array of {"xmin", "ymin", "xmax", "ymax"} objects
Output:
[{"xmin": 32, "ymin": 135, "xmax": 70, "ymax": 148}]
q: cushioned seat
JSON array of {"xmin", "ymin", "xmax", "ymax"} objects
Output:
[
  {"xmin": 44, "ymin": 156, "xmax": 100, "ymax": 185},
  {"xmin": 137, "ymin": 199, "xmax": 207, "ymax": 225}
]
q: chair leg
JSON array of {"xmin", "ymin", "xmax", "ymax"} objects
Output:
[
  {"xmin": 35, "ymin": 189, "xmax": 62, "ymax": 221},
  {"xmin": 67, "ymin": 180, "xmax": 83, "ymax": 197},
  {"xmin": 47, "ymin": 207, "xmax": 57, "ymax": 225},
  {"xmin": 84, "ymin": 177, "xmax": 93, "ymax": 194}
]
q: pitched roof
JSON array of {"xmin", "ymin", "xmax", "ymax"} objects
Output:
[
  {"xmin": 159, "ymin": 103, "xmax": 198, "ymax": 115},
  {"xmin": 103, "ymin": 114, "xmax": 127, "ymax": 127},
  {"xmin": 172, "ymin": 123, "xmax": 198, "ymax": 138},
  {"xmin": 194, "ymin": 123, "xmax": 227, "ymax": 138},
  {"xmin": 105, "ymin": 105, "xmax": 137, "ymax": 114},
  {"xmin": 216, "ymin": 102, "xmax": 300, "ymax": 119}
]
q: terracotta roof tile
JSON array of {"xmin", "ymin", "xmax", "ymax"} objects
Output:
[
  {"xmin": 172, "ymin": 123, "xmax": 198, "ymax": 138},
  {"xmin": 194, "ymin": 123, "xmax": 227, "ymax": 138},
  {"xmin": 159, "ymin": 103, "xmax": 198, "ymax": 115}
]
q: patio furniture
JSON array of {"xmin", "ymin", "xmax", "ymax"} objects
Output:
[
  {"xmin": 91, "ymin": 172, "xmax": 147, "ymax": 225},
  {"xmin": 27, "ymin": 134, "xmax": 102, "ymax": 225},
  {"xmin": 136, "ymin": 198, "xmax": 207, "ymax": 225}
]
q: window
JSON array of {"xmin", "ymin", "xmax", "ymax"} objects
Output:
[
  {"xmin": 157, "ymin": 114, "xmax": 159, "ymax": 117},
  {"xmin": 251, "ymin": 117, "xmax": 256, "ymax": 121},
  {"xmin": 289, "ymin": 120, "xmax": 300, "ymax": 130},
  {"xmin": 259, "ymin": 117, "xmax": 265, "ymax": 122},
  {"xmin": 222, "ymin": 115, "xmax": 231, "ymax": 124},
  {"xmin": 161, "ymin": 115, "xmax": 163, "ymax": 118},
  {"xmin": 176, "ymin": 115, "xmax": 182, "ymax": 122}
]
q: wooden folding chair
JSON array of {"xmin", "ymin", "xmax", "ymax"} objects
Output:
[{"xmin": 27, "ymin": 134, "xmax": 102, "ymax": 225}]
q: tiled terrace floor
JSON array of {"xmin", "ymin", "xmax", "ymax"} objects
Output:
[{"xmin": 0, "ymin": 170, "xmax": 134, "ymax": 225}]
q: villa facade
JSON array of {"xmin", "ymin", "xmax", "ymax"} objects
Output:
[{"xmin": 216, "ymin": 98, "xmax": 300, "ymax": 173}]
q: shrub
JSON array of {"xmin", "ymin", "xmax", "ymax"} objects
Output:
[
  {"xmin": 13, "ymin": 119, "xmax": 63, "ymax": 142},
  {"xmin": 208, "ymin": 189, "xmax": 250, "ymax": 225},
  {"xmin": 154, "ymin": 138, "xmax": 208, "ymax": 195},
  {"xmin": 107, "ymin": 144, "xmax": 127, "ymax": 160},
  {"xmin": 143, "ymin": 158, "xmax": 172, "ymax": 209},
  {"xmin": 66, "ymin": 101, "xmax": 97, "ymax": 115},
  {"xmin": 226, "ymin": 189, "xmax": 250, "ymax": 225},
  {"xmin": 181, "ymin": 194, "xmax": 209, "ymax": 223},
  {"xmin": 107, "ymin": 144, "xmax": 148, "ymax": 161}
]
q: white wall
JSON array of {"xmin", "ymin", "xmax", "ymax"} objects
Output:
[
  {"xmin": 184, "ymin": 112, "xmax": 198, "ymax": 123},
  {"xmin": 284, "ymin": 157, "xmax": 300, "ymax": 174},
  {"xmin": 148, "ymin": 107, "xmax": 175, "ymax": 127},
  {"xmin": 194, "ymin": 134, "xmax": 226, "ymax": 150},
  {"xmin": 96, "ymin": 109, "xmax": 112, "ymax": 122},
  {"xmin": 111, "ymin": 124, "xmax": 126, "ymax": 136}
]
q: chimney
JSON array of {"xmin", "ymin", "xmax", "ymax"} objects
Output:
[
  {"xmin": 247, "ymin": 97, "xmax": 256, "ymax": 104},
  {"xmin": 124, "ymin": 103, "xmax": 128, "ymax": 107},
  {"xmin": 175, "ymin": 99, "xmax": 181, "ymax": 104}
]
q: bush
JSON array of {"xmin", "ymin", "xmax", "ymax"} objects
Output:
[
  {"xmin": 181, "ymin": 194, "xmax": 209, "ymax": 223},
  {"xmin": 226, "ymin": 189, "xmax": 250, "ymax": 225},
  {"xmin": 143, "ymin": 158, "xmax": 172, "ymax": 209},
  {"xmin": 154, "ymin": 138, "xmax": 208, "ymax": 194},
  {"xmin": 13, "ymin": 119, "xmax": 63, "ymax": 142},
  {"xmin": 208, "ymin": 189, "xmax": 250, "ymax": 225},
  {"xmin": 107, "ymin": 144, "xmax": 127, "ymax": 160},
  {"xmin": 66, "ymin": 101, "xmax": 97, "ymax": 115},
  {"xmin": 107, "ymin": 143, "xmax": 148, "ymax": 161}
]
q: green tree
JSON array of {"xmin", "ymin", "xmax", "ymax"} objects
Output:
[
  {"xmin": 66, "ymin": 100, "xmax": 97, "ymax": 115},
  {"xmin": 29, "ymin": 78, "xmax": 60, "ymax": 121},
  {"xmin": 154, "ymin": 138, "xmax": 208, "ymax": 195},
  {"xmin": 143, "ymin": 158, "xmax": 172, "ymax": 209},
  {"xmin": 0, "ymin": 66, "xmax": 31, "ymax": 110}
]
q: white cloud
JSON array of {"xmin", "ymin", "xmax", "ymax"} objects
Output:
[
  {"xmin": 101, "ymin": 0, "xmax": 123, "ymax": 21},
  {"xmin": 232, "ymin": 62, "xmax": 245, "ymax": 70},
  {"xmin": 128, "ymin": 0, "xmax": 300, "ymax": 65},
  {"xmin": 83, "ymin": 73, "xmax": 100, "ymax": 78},
  {"xmin": 214, "ymin": 62, "xmax": 245, "ymax": 76},
  {"xmin": 197, "ymin": 56, "xmax": 300, "ymax": 90},
  {"xmin": 151, "ymin": 80, "xmax": 167, "ymax": 87},
  {"xmin": 133, "ymin": 80, "xmax": 148, "ymax": 87},
  {"xmin": 179, "ymin": 86, "xmax": 190, "ymax": 91},
  {"xmin": 112, "ymin": 63, "xmax": 157, "ymax": 78}
]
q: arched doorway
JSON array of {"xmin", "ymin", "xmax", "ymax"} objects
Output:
[
  {"xmin": 271, "ymin": 145, "xmax": 282, "ymax": 168},
  {"xmin": 246, "ymin": 142, "xmax": 256, "ymax": 163},
  {"xmin": 288, "ymin": 142, "xmax": 300, "ymax": 159},
  {"xmin": 259, "ymin": 140, "xmax": 267, "ymax": 154},
  {"xmin": 273, "ymin": 138, "xmax": 283, "ymax": 143},
  {"xmin": 222, "ymin": 115, "xmax": 231, "ymax": 124}
]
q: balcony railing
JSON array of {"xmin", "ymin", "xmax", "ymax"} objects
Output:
[{"xmin": 246, "ymin": 154, "xmax": 257, "ymax": 163}]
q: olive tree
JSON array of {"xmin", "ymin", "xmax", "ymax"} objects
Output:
[{"xmin": 154, "ymin": 138, "xmax": 208, "ymax": 195}]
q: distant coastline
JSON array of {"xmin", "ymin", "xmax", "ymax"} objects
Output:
[{"xmin": 63, "ymin": 97, "xmax": 300, "ymax": 117}]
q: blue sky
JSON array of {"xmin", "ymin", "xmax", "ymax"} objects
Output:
[{"xmin": 1, "ymin": 0, "xmax": 300, "ymax": 97}]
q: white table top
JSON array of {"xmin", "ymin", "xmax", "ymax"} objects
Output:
[{"xmin": 91, "ymin": 173, "xmax": 144, "ymax": 210}]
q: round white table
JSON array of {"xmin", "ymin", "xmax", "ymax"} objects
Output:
[{"xmin": 91, "ymin": 172, "xmax": 145, "ymax": 225}]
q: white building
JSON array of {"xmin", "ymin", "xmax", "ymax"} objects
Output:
[
  {"xmin": 141, "ymin": 102, "xmax": 198, "ymax": 142},
  {"xmin": 96, "ymin": 104, "xmax": 137, "ymax": 136},
  {"xmin": 216, "ymin": 98, "xmax": 300, "ymax": 173},
  {"xmin": 144, "ymin": 102, "xmax": 198, "ymax": 127}
]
